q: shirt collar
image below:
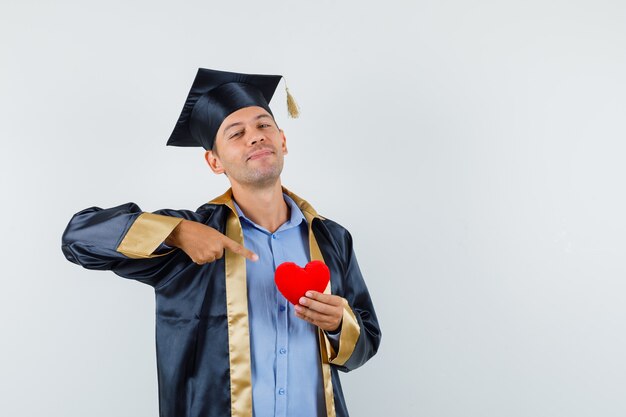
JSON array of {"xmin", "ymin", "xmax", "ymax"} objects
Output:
[{"xmin": 232, "ymin": 193, "xmax": 306, "ymax": 234}]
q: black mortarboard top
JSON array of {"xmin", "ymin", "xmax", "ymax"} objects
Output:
[{"xmin": 167, "ymin": 68, "xmax": 299, "ymax": 150}]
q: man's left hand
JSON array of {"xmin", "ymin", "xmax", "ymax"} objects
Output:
[{"xmin": 294, "ymin": 291, "xmax": 344, "ymax": 332}]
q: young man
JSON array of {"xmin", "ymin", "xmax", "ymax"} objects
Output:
[{"xmin": 62, "ymin": 68, "xmax": 381, "ymax": 417}]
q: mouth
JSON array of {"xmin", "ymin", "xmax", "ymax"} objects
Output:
[{"xmin": 247, "ymin": 148, "xmax": 274, "ymax": 161}]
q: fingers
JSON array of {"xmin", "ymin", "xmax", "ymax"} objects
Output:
[
  {"xmin": 176, "ymin": 222, "xmax": 258, "ymax": 264},
  {"xmin": 221, "ymin": 235, "xmax": 259, "ymax": 261},
  {"xmin": 294, "ymin": 305, "xmax": 342, "ymax": 331},
  {"xmin": 187, "ymin": 234, "xmax": 257, "ymax": 264},
  {"xmin": 192, "ymin": 256, "xmax": 215, "ymax": 265},
  {"xmin": 295, "ymin": 292, "xmax": 344, "ymax": 331},
  {"xmin": 298, "ymin": 295, "xmax": 339, "ymax": 315},
  {"xmin": 302, "ymin": 291, "xmax": 344, "ymax": 308}
]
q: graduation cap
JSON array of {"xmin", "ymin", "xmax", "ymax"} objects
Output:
[{"xmin": 167, "ymin": 68, "xmax": 299, "ymax": 150}]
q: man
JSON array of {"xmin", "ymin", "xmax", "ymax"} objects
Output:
[{"xmin": 62, "ymin": 68, "xmax": 381, "ymax": 417}]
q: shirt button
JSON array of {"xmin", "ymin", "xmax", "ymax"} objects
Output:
[
  {"xmin": 278, "ymin": 388, "xmax": 285, "ymax": 395},
  {"xmin": 279, "ymin": 306, "xmax": 286, "ymax": 312},
  {"xmin": 271, "ymin": 234, "xmax": 277, "ymax": 240},
  {"xmin": 279, "ymin": 348, "xmax": 287, "ymax": 354}
]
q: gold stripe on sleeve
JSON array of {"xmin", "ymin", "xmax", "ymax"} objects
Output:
[
  {"xmin": 116, "ymin": 213, "xmax": 182, "ymax": 259},
  {"xmin": 327, "ymin": 301, "xmax": 360, "ymax": 366}
]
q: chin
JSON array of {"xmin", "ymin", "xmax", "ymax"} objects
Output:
[{"xmin": 244, "ymin": 168, "xmax": 283, "ymax": 187}]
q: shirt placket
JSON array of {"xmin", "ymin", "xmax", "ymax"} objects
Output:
[{"xmin": 271, "ymin": 230, "xmax": 290, "ymax": 417}]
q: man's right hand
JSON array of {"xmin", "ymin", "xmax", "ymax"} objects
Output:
[{"xmin": 165, "ymin": 219, "xmax": 258, "ymax": 264}]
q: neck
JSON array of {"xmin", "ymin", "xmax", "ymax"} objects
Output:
[{"xmin": 230, "ymin": 179, "xmax": 289, "ymax": 233}]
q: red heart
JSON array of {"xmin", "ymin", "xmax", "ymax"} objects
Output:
[{"xmin": 274, "ymin": 260, "xmax": 330, "ymax": 305}]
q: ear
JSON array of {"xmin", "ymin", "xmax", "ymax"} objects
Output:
[
  {"xmin": 279, "ymin": 129, "xmax": 288, "ymax": 155},
  {"xmin": 205, "ymin": 150, "xmax": 225, "ymax": 175}
]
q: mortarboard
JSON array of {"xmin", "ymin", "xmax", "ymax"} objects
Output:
[{"xmin": 166, "ymin": 68, "xmax": 299, "ymax": 150}]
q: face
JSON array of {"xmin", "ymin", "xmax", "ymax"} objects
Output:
[{"xmin": 205, "ymin": 106, "xmax": 287, "ymax": 188}]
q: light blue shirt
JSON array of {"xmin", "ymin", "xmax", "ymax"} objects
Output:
[{"xmin": 233, "ymin": 194, "xmax": 325, "ymax": 417}]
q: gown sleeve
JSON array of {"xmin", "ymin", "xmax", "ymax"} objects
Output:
[
  {"xmin": 61, "ymin": 202, "xmax": 206, "ymax": 287},
  {"xmin": 326, "ymin": 227, "xmax": 382, "ymax": 372}
]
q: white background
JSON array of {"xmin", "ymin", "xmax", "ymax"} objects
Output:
[{"xmin": 2, "ymin": 1, "xmax": 626, "ymax": 416}]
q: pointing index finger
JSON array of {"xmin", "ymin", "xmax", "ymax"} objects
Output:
[{"xmin": 222, "ymin": 235, "xmax": 259, "ymax": 261}]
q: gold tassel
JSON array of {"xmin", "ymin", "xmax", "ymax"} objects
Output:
[{"xmin": 285, "ymin": 87, "xmax": 300, "ymax": 118}]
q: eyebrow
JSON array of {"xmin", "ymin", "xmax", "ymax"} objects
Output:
[{"xmin": 223, "ymin": 114, "xmax": 273, "ymax": 134}]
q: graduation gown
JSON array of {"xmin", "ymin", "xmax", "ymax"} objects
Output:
[{"xmin": 61, "ymin": 187, "xmax": 381, "ymax": 417}]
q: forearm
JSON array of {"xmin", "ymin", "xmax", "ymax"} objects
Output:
[
  {"xmin": 62, "ymin": 203, "xmax": 145, "ymax": 269},
  {"xmin": 332, "ymin": 305, "xmax": 381, "ymax": 371},
  {"xmin": 325, "ymin": 229, "xmax": 382, "ymax": 371},
  {"xmin": 61, "ymin": 203, "xmax": 203, "ymax": 285}
]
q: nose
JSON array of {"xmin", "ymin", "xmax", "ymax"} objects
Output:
[{"xmin": 248, "ymin": 131, "xmax": 265, "ymax": 146}]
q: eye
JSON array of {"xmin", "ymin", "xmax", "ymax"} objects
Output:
[
  {"xmin": 259, "ymin": 123, "xmax": 271, "ymax": 128},
  {"xmin": 228, "ymin": 130, "xmax": 243, "ymax": 139}
]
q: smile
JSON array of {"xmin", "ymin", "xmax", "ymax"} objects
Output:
[{"xmin": 247, "ymin": 149, "xmax": 274, "ymax": 161}]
